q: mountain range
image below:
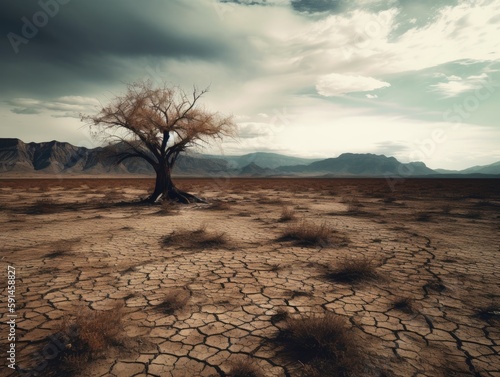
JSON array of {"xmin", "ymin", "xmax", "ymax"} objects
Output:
[{"xmin": 1, "ymin": 138, "xmax": 499, "ymax": 178}]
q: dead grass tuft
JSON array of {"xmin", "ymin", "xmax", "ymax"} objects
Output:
[
  {"xmin": 256, "ymin": 195, "xmax": 284, "ymax": 205},
  {"xmin": 226, "ymin": 358, "xmax": 265, "ymax": 377},
  {"xmin": 440, "ymin": 204, "xmax": 452, "ymax": 214},
  {"xmin": 275, "ymin": 313, "xmax": 360, "ymax": 377},
  {"xmin": 206, "ymin": 200, "xmax": 232, "ymax": 211},
  {"xmin": 154, "ymin": 201, "xmax": 181, "ymax": 216},
  {"xmin": 423, "ymin": 281, "xmax": 446, "ymax": 293},
  {"xmin": 45, "ymin": 239, "xmax": 81, "ymax": 259},
  {"xmin": 279, "ymin": 206, "xmax": 296, "ymax": 222},
  {"xmin": 155, "ymin": 289, "xmax": 190, "ymax": 315},
  {"xmin": 415, "ymin": 211, "xmax": 432, "ymax": 222},
  {"xmin": 162, "ymin": 225, "xmax": 228, "ymax": 249},
  {"xmin": 278, "ymin": 220, "xmax": 345, "ymax": 247},
  {"xmin": 271, "ymin": 308, "xmax": 289, "ymax": 325},
  {"xmin": 474, "ymin": 305, "xmax": 500, "ymax": 322},
  {"xmin": 39, "ymin": 302, "xmax": 125, "ymax": 375},
  {"xmin": 325, "ymin": 258, "xmax": 379, "ymax": 284},
  {"xmin": 391, "ymin": 297, "xmax": 415, "ymax": 314},
  {"xmin": 345, "ymin": 197, "xmax": 364, "ymax": 214},
  {"xmin": 463, "ymin": 210, "xmax": 481, "ymax": 219},
  {"xmin": 26, "ymin": 199, "xmax": 59, "ymax": 214}
]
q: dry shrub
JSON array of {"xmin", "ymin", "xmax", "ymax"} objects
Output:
[
  {"xmin": 162, "ymin": 225, "xmax": 228, "ymax": 249},
  {"xmin": 326, "ymin": 258, "xmax": 378, "ymax": 284},
  {"xmin": 415, "ymin": 211, "xmax": 432, "ymax": 222},
  {"xmin": 270, "ymin": 308, "xmax": 289, "ymax": 325},
  {"xmin": 382, "ymin": 195, "xmax": 396, "ymax": 204},
  {"xmin": 278, "ymin": 220, "xmax": 346, "ymax": 247},
  {"xmin": 38, "ymin": 303, "xmax": 124, "ymax": 375},
  {"xmin": 26, "ymin": 199, "xmax": 58, "ymax": 214},
  {"xmin": 156, "ymin": 289, "xmax": 190, "ymax": 315},
  {"xmin": 275, "ymin": 313, "xmax": 360, "ymax": 377},
  {"xmin": 258, "ymin": 197, "xmax": 284, "ymax": 205},
  {"xmin": 345, "ymin": 197, "xmax": 364, "ymax": 214},
  {"xmin": 440, "ymin": 204, "xmax": 452, "ymax": 214},
  {"xmin": 226, "ymin": 358, "xmax": 265, "ymax": 377},
  {"xmin": 423, "ymin": 281, "xmax": 446, "ymax": 293},
  {"xmin": 391, "ymin": 297, "xmax": 415, "ymax": 314},
  {"xmin": 279, "ymin": 206, "xmax": 296, "ymax": 222},
  {"xmin": 206, "ymin": 200, "xmax": 232, "ymax": 211},
  {"xmin": 45, "ymin": 239, "xmax": 81, "ymax": 259},
  {"xmin": 463, "ymin": 210, "xmax": 481, "ymax": 219},
  {"xmin": 474, "ymin": 305, "xmax": 500, "ymax": 322},
  {"xmin": 154, "ymin": 201, "xmax": 180, "ymax": 216}
]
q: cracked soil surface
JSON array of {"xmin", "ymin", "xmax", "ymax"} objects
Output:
[{"xmin": 0, "ymin": 178, "xmax": 499, "ymax": 377}]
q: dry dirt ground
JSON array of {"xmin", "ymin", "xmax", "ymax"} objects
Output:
[{"xmin": 0, "ymin": 178, "xmax": 499, "ymax": 377}]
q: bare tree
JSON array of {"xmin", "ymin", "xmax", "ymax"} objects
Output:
[{"xmin": 82, "ymin": 80, "xmax": 236, "ymax": 203}]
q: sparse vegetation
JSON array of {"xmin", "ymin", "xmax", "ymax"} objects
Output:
[
  {"xmin": 45, "ymin": 239, "xmax": 81, "ymax": 259},
  {"xmin": 226, "ymin": 358, "xmax": 265, "ymax": 377},
  {"xmin": 423, "ymin": 281, "xmax": 446, "ymax": 293},
  {"xmin": 325, "ymin": 258, "xmax": 378, "ymax": 284},
  {"xmin": 441, "ymin": 204, "xmax": 452, "ymax": 214},
  {"xmin": 415, "ymin": 211, "xmax": 432, "ymax": 222},
  {"xmin": 156, "ymin": 289, "xmax": 190, "ymax": 314},
  {"xmin": 279, "ymin": 206, "xmax": 296, "ymax": 222},
  {"xmin": 256, "ymin": 195, "xmax": 284, "ymax": 205},
  {"xmin": 345, "ymin": 197, "xmax": 364, "ymax": 214},
  {"xmin": 162, "ymin": 225, "xmax": 228, "ymax": 249},
  {"xmin": 269, "ymin": 263, "xmax": 281, "ymax": 272},
  {"xmin": 278, "ymin": 220, "xmax": 344, "ymax": 247},
  {"xmin": 382, "ymin": 195, "xmax": 396, "ymax": 204},
  {"xmin": 391, "ymin": 297, "xmax": 415, "ymax": 314},
  {"xmin": 475, "ymin": 305, "xmax": 500, "ymax": 322},
  {"xmin": 26, "ymin": 199, "xmax": 58, "ymax": 214},
  {"xmin": 270, "ymin": 308, "xmax": 289, "ymax": 324},
  {"xmin": 206, "ymin": 200, "xmax": 232, "ymax": 211},
  {"xmin": 463, "ymin": 210, "xmax": 481, "ymax": 219},
  {"xmin": 275, "ymin": 313, "xmax": 360, "ymax": 377},
  {"xmin": 154, "ymin": 200, "xmax": 181, "ymax": 216},
  {"xmin": 38, "ymin": 303, "xmax": 124, "ymax": 375}
]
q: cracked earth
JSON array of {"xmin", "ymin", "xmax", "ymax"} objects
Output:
[{"xmin": 0, "ymin": 178, "xmax": 499, "ymax": 377}]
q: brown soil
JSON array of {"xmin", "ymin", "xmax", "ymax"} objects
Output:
[{"xmin": 0, "ymin": 178, "xmax": 498, "ymax": 377}]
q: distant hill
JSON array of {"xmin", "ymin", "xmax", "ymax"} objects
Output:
[
  {"xmin": 1, "ymin": 138, "xmax": 498, "ymax": 178},
  {"xmin": 278, "ymin": 153, "xmax": 436, "ymax": 176},
  {"xmin": 206, "ymin": 152, "xmax": 320, "ymax": 169},
  {"xmin": 435, "ymin": 161, "xmax": 500, "ymax": 175},
  {"xmin": 0, "ymin": 138, "xmax": 229, "ymax": 176}
]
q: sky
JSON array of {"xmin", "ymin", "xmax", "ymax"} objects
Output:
[{"xmin": 1, "ymin": 0, "xmax": 500, "ymax": 170}]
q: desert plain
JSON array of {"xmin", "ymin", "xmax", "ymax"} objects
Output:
[{"xmin": 0, "ymin": 177, "xmax": 499, "ymax": 377}]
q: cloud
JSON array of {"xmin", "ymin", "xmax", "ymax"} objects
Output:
[
  {"xmin": 366, "ymin": 94, "xmax": 378, "ymax": 99},
  {"xmin": 10, "ymin": 107, "xmax": 41, "ymax": 115},
  {"xmin": 372, "ymin": 141, "xmax": 409, "ymax": 156},
  {"xmin": 316, "ymin": 73, "xmax": 390, "ymax": 96},
  {"xmin": 7, "ymin": 96, "xmax": 100, "ymax": 118},
  {"xmin": 237, "ymin": 123, "xmax": 275, "ymax": 138},
  {"xmin": 291, "ymin": 0, "xmax": 342, "ymax": 13},
  {"xmin": 430, "ymin": 73, "xmax": 489, "ymax": 97}
]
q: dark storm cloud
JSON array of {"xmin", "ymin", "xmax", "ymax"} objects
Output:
[
  {"xmin": 0, "ymin": 0, "xmax": 239, "ymax": 98},
  {"xmin": 290, "ymin": 0, "xmax": 342, "ymax": 13}
]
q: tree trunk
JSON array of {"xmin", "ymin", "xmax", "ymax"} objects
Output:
[{"xmin": 147, "ymin": 166, "xmax": 205, "ymax": 204}]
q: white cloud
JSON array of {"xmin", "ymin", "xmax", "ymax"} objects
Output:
[
  {"xmin": 237, "ymin": 122, "xmax": 275, "ymax": 139},
  {"xmin": 316, "ymin": 73, "xmax": 390, "ymax": 96},
  {"xmin": 430, "ymin": 73, "xmax": 489, "ymax": 97},
  {"xmin": 366, "ymin": 94, "xmax": 378, "ymax": 99}
]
